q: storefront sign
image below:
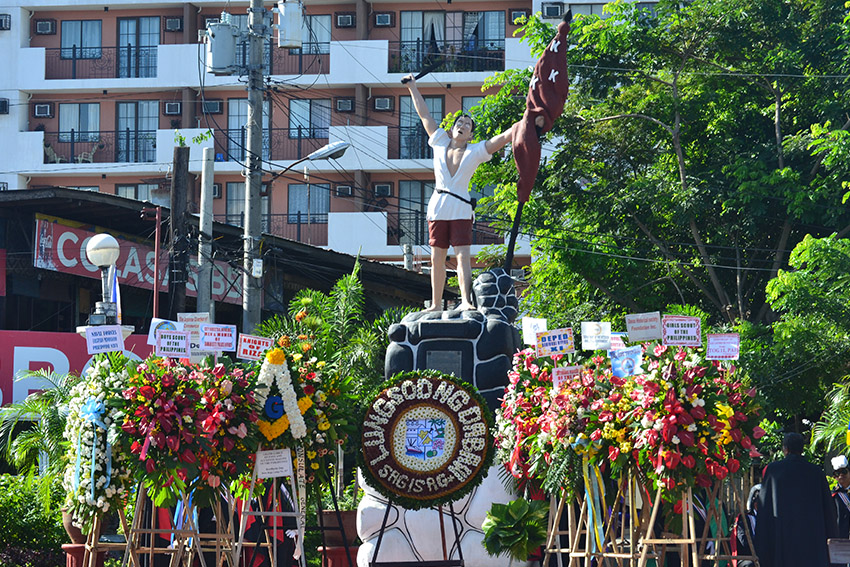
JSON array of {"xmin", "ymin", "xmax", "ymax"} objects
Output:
[
  {"xmin": 33, "ymin": 214, "xmax": 241, "ymax": 305},
  {"xmin": 0, "ymin": 331, "xmax": 151, "ymax": 406}
]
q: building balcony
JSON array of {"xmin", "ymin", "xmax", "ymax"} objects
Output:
[
  {"xmin": 45, "ymin": 45, "xmax": 157, "ymax": 80},
  {"xmin": 42, "ymin": 130, "xmax": 156, "ymax": 164},
  {"xmin": 215, "ymin": 213, "xmax": 328, "ymax": 246},
  {"xmin": 388, "ymin": 39, "xmax": 505, "ymax": 75},
  {"xmin": 211, "ymin": 128, "xmax": 329, "ymax": 163},
  {"xmin": 387, "ymin": 211, "xmax": 503, "ymax": 247}
]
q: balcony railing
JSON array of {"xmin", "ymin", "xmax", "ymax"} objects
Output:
[
  {"xmin": 388, "ymin": 211, "xmax": 504, "ymax": 246},
  {"xmin": 45, "ymin": 45, "xmax": 157, "ymax": 80},
  {"xmin": 388, "ymin": 39, "xmax": 505, "ymax": 74},
  {"xmin": 235, "ymin": 41, "xmax": 329, "ymax": 75},
  {"xmin": 213, "ymin": 127, "xmax": 328, "ymax": 162},
  {"xmin": 387, "ymin": 127, "xmax": 432, "ymax": 160},
  {"xmin": 215, "ymin": 212, "xmax": 328, "ymax": 245},
  {"xmin": 42, "ymin": 130, "xmax": 156, "ymax": 164}
]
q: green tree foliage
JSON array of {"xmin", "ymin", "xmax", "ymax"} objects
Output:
[{"xmin": 472, "ymin": 0, "xmax": 850, "ymax": 327}]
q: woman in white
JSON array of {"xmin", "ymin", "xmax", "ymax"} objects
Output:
[{"xmin": 404, "ymin": 74, "xmax": 515, "ymax": 311}]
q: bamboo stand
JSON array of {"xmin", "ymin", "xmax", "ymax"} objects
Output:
[
  {"xmin": 83, "ymin": 508, "xmax": 133, "ymax": 567},
  {"xmin": 694, "ymin": 479, "xmax": 759, "ymax": 566},
  {"xmin": 119, "ymin": 484, "xmax": 211, "ymax": 567}
]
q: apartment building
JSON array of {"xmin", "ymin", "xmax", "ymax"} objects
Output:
[{"xmin": 0, "ymin": 0, "xmax": 594, "ymax": 274}]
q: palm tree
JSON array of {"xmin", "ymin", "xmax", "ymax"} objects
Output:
[
  {"xmin": 0, "ymin": 369, "xmax": 80, "ymax": 478},
  {"xmin": 811, "ymin": 380, "xmax": 850, "ymax": 455}
]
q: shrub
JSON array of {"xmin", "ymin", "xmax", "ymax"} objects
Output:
[{"xmin": 0, "ymin": 474, "xmax": 65, "ymax": 552}]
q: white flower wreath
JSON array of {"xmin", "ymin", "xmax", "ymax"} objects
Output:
[{"xmin": 257, "ymin": 355, "xmax": 307, "ymax": 439}]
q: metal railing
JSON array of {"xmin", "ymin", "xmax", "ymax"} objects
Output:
[
  {"xmin": 388, "ymin": 127, "xmax": 432, "ymax": 160},
  {"xmin": 388, "ymin": 38, "xmax": 505, "ymax": 74},
  {"xmin": 42, "ymin": 130, "xmax": 155, "ymax": 164},
  {"xmin": 234, "ymin": 40, "xmax": 329, "ymax": 75},
  {"xmin": 388, "ymin": 211, "xmax": 504, "ymax": 246},
  {"xmin": 215, "ymin": 212, "xmax": 328, "ymax": 245},
  {"xmin": 213, "ymin": 127, "xmax": 329, "ymax": 162},
  {"xmin": 45, "ymin": 45, "xmax": 157, "ymax": 80}
]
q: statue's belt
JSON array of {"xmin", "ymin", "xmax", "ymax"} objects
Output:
[{"xmin": 436, "ymin": 189, "xmax": 476, "ymax": 210}]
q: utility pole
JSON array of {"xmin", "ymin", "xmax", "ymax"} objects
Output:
[
  {"xmin": 242, "ymin": 0, "xmax": 266, "ymax": 333},
  {"xmin": 169, "ymin": 145, "xmax": 190, "ymax": 320},
  {"xmin": 198, "ymin": 146, "xmax": 215, "ymax": 319}
]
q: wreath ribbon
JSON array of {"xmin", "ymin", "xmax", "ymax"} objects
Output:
[
  {"xmin": 572, "ymin": 437, "xmax": 605, "ymax": 554},
  {"xmin": 75, "ymin": 398, "xmax": 113, "ymax": 502},
  {"xmin": 293, "ymin": 445, "xmax": 307, "ymax": 561}
]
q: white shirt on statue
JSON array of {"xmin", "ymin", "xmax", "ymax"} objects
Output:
[{"xmin": 426, "ymin": 128, "xmax": 491, "ymax": 221}]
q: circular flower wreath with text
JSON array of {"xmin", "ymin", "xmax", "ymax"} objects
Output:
[{"xmin": 357, "ymin": 370, "xmax": 494, "ymax": 510}]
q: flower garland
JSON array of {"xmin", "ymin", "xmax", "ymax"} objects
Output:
[
  {"xmin": 257, "ymin": 348, "xmax": 307, "ymax": 440},
  {"xmin": 62, "ymin": 354, "xmax": 134, "ymax": 533}
]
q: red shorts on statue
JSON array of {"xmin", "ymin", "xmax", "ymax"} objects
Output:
[{"xmin": 428, "ymin": 219, "xmax": 473, "ymax": 248}]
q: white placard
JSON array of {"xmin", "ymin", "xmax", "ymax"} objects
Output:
[
  {"xmin": 581, "ymin": 321, "xmax": 612, "ymax": 351},
  {"xmin": 536, "ymin": 328, "xmax": 575, "ymax": 357},
  {"xmin": 200, "ymin": 324, "xmax": 237, "ymax": 351},
  {"xmin": 625, "ymin": 311, "xmax": 662, "ymax": 342},
  {"xmin": 661, "ymin": 315, "xmax": 702, "ymax": 347},
  {"xmin": 178, "ymin": 312, "xmax": 216, "ymax": 363},
  {"xmin": 609, "ymin": 332, "xmax": 627, "ymax": 352},
  {"xmin": 706, "ymin": 333, "xmax": 740, "ymax": 360},
  {"xmin": 85, "ymin": 325, "xmax": 125, "ymax": 354},
  {"xmin": 147, "ymin": 318, "xmax": 184, "ymax": 345},
  {"xmin": 522, "ymin": 317, "xmax": 548, "ymax": 345},
  {"xmin": 255, "ymin": 449, "xmax": 293, "ymax": 478},
  {"xmin": 552, "ymin": 365, "xmax": 582, "ymax": 391},
  {"xmin": 155, "ymin": 330, "xmax": 190, "ymax": 358},
  {"xmin": 237, "ymin": 334, "xmax": 274, "ymax": 361}
]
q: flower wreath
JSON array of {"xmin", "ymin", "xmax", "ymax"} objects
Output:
[
  {"xmin": 63, "ymin": 353, "xmax": 134, "ymax": 533},
  {"xmin": 357, "ymin": 370, "xmax": 495, "ymax": 510}
]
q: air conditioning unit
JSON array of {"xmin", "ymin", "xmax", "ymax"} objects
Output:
[
  {"xmin": 34, "ymin": 19, "xmax": 56, "ymax": 35},
  {"xmin": 34, "ymin": 103, "xmax": 53, "ymax": 118},
  {"xmin": 510, "ymin": 9, "xmax": 528, "ymax": 23},
  {"xmin": 336, "ymin": 13, "xmax": 354, "ymax": 28},
  {"xmin": 335, "ymin": 185, "xmax": 353, "ymax": 197},
  {"xmin": 164, "ymin": 102, "xmax": 182, "ymax": 115},
  {"xmin": 335, "ymin": 98, "xmax": 354, "ymax": 113},
  {"xmin": 374, "ymin": 183, "xmax": 392, "ymax": 197},
  {"xmin": 204, "ymin": 17, "xmax": 220, "ymax": 28},
  {"xmin": 165, "ymin": 17, "xmax": 183, "ymax": 32},
  {"xmin": 374, "ymin": 13, "xmax": 392, "ymax": 27},
  {"xmin": 212, "ymin": 183, "xmax": 222, "ymax": 198},
  {"xmin": 0, "ymin": 99, "xmax": 8, "ymax": 115},
  {"xmin": 202, "ymin": 100, "xmax": 223, "ymax": 114},
  {"xmin": 373, "ymin": 97, "xmax": 392, "ymax": 111},
  {"xmin": 0, "ymin": 14, "xmax": 11, "ymax": 31},
  {"xmin": 0, "ymin": 182, "xmax": 7, "ymax": 191},
  {"xmin": 541, "ymin": 2, "xmax": 563, "ymax": 18},
  {"xmin": 260, "ymin": 184, "xmax": 269, "ymax": 197}
]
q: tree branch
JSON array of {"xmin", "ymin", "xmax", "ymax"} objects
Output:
[{"xmin": 587, "ymin": 114, "xmax": 675, "ymax": 137}]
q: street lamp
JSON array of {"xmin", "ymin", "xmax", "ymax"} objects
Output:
[
  {"xmin": 242, "ymin": 140, "xmax": 351, "ymax": 333},
  {"xmin": 86, "ymin": 233, "xmax": 120, "ymax": 325}
]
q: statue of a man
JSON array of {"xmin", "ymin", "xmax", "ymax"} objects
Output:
[{"xmin": 404, "ymin": 75, "xmax": 515, "ymax": 311}]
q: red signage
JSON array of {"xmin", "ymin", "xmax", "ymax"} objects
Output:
[
  {"xmin": 0, "ymin": 330, "xmax": 152, "ymax": 406},
  {"xmin": 33, "ymin": 214, "xmax": 241, "ymax": 305}
]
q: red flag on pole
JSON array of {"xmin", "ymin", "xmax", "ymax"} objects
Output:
[{"xmin": 512, "ymin": 14, "xmax": 571, "ymax": 202}]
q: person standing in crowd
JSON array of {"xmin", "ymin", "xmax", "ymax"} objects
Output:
[
  {"xmin": 731, "ymin": 483, "xmax": 760, "ymax": 567},
  {"xmin": 756, "ymin": 432, "xmax": 837, "ymax": 567},
  {"xmin": 831, "ymin": 455, "xmax": 850, "ymax": 567}
]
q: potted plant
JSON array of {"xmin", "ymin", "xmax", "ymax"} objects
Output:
[{"xmin": 482, "ymin": 499, "xmax": 549, "ymax": 566}]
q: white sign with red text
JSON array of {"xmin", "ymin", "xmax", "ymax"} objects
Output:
[
  {"xmin": 178, "ymin": 313, "xmax": 216, "ymax": 363},
  {"xmin": 237, "ymin": 334, "xmax": 273, "ymax": 361},
  {"xmin": 661, "ymin": 315, "xmax": 702, "ymax": 347},
  {"xmin": 706, "ymin": 333, "xmax": 740, "ymax": 360},
  {"xmin": 200, "ymin": 324, "xmax": 237, "ymax": 351},
  {"xmin": 552, "ymin": 365, "xmax": 582, "ymax": 391},
  {"xmin": 155, "ymin": 330, "xmax": 190, "ymax": 358}
]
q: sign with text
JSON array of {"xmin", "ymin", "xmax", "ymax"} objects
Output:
[
  {"xmin": 580, "ymin": 321, "xmax": 611, "ymax": 351},
  {"xmin": 536, "ymin": 327, "xmax": 575, "ymax": 358},
  {"xmin": 155, "ymin": 330, "xmax": 190, "ymax": 358},
  {"xmin": 611, "ymin": 346, "xmax": 643, "ymax": 378},
  {"xmin": 200, "ymin": 324, "xmax": 237, "ymax": 351},
  {"xmin": 237, "ymin": 334, "xmax": 273, "ymax": 361},
  {"xmin": 85, "ymin": 325, "xmax": 125, "ymax": 355},
  {"xmin": 625, "ymin": 312, "xmax": 662, "ymax": 342},
  {"xmin": 552, "ymin": 365, "xmax": 582, "ymax": 391},
  {"xmin": 255, "ymin": 449, "xmax": 294, "ymax": 478},
  {"xmin": 522, "ymin": 317, "xmax": 547, "ymax": 345},
  {"xmin": 33, "ymin": 214, "xmax": 241, "ymax": 305},
  {"xmin": 147, "ymin": 318, "xmax": 183, "ymax": 346},
  {"xmin": 661, "ymin": 315, "xmax": 702, "ymax": 347},
  {"xmin": 178, "ymin": 313, "xmax": 216, "ymax": 363},
  {"xmin": 608, "ymin": 332, "xmax": 627, "ymax": 353},
  {"xmin": 706, "ymin": 333, "xmax": 740, "ymax": 360}
]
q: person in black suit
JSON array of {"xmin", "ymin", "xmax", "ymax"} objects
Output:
[
  {"xmin": 756, "ymin": 432, "xmax": 838, "ymax": 567},
  {"xmin": 831, "ymin": 455, "xmax": 850, "ymax": 567}
]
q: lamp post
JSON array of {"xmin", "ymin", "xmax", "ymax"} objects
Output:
[
  {"xmin": 241, "ymin": 140, "xmax": 351, "ymax": 333},
  {"xmin": 85, "ymin": 233, "xmax": 121, "ymax": 325}
]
